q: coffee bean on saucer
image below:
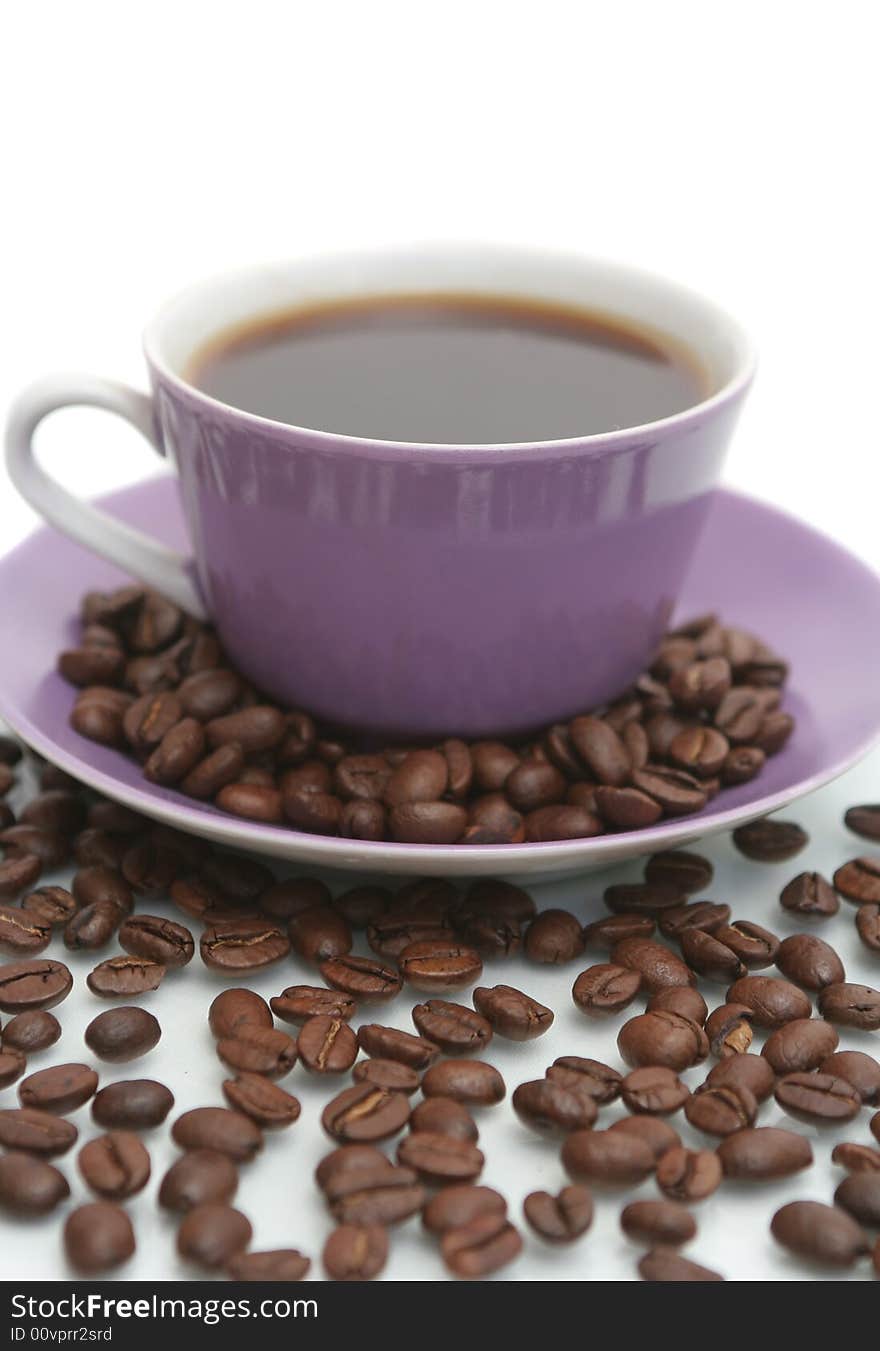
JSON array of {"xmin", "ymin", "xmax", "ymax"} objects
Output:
[
  {"xmin": 65, "ymin": 1201, "xmax": 136, "ymax": 1273},
  {"xmin": 222, "ymin": 1074, "xmax": 301, "ymax": 1129},
  {"xmin": 0, "ymin": 1150, "xmax": 70, "ymax": 1215},
  {"xmin": 78, "ymin": 1131, "xmax": 150, "ymax": 1199},
  {"xmin": 655, "ymin": 1146, "xmax": 722, "ymax": 1201},
  {"xmin": 833, "ymin": 857, "xmax": 880, "ymax": 905},
  {"xmin": 638, "ymin": 1248, "xmax": 723, "ymax": 1282},
  {"xmin": 523, "ymin": 803, "xmax": 603, "ymax": 842},
  {"xmin": 511, "ymin": 1079, "xmax": 598, "ymax": 1136},
  {"xmin": 523, "ymin": 1185, "xmax": 593, "ymax": 1243},
  {"xmin": 717, "ymin": 1126, "xmax": 812, "ymax": 1180},
  {"xmin": 85, "ymin": 1007, "xmax": 161, "ymax": 1062},
  {"xmin": 118, "ymin": 914, "xmax": 194, "ymax": 967},
  {"xmin": 172, "ymin": 1108, "xmax": 263, "ymax": 1161},
  {"xmin": 323, "ymin": 1223, "xmax": 388, "ymax": 1280},
  {"xmin": 780, "ymin": 872, "xmax": 839, "ymax": 919},
  {"xmin": 19, "ymin": 1063, "xmax": 98, "ymax": 1114},
  {"xmin": 770, "ymin": 1201, "xmax": 869, "ymax": 1268},
  {"xmin": 818, "ymin": 982, "xmax": 880, "ymax": 1030},
  {"xmin": 762, "ymin": 1018, "xmax": 838, "ymax": 1075},
  {"xmin": 92, "ymin": 1080, "xmax": 174, "ymax": 1130},
  {"xmin": 620, "ymin": 1200, "xmax": 696, "ymax": 1248},
  {"xmin": 159, "ymin": 1150, "xmax": 239, "ymax": 1213},
  {"xmin": 856, "ymin": 904, "xmax": 880, "ymax": 952},
  {"xmin": 87, "ymin": 956, "xmax": 165, "ymax": 998},
  {"xmin": 844, "ymin": 805, "xmax": 880, "ymax": 841},
  {"xmin": 732, "ymin": 819, "xmax": 808, "ymax": 862},
  {"xmin": 208, "ymin": 988, "xmax": 273, "ymax": 1040},
  {"xmin": 644, "ymin": 850, "xmax": 714, "ymax": 894},
  {"xmin": 441, "ymin": 1211, "xmax": 522, "ymax": 1278},
  {"xmin": 1, "ymin": 1009, "xmax": 61, "ymax": 1055},
  {"xmin": 819, "ymin": 1051, "xmax": 880, "ymax": 1104}
]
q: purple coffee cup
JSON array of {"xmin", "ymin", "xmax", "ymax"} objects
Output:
[{"xmin": 5, "ymin": 246, "xmax": 754, "ymax": 737}]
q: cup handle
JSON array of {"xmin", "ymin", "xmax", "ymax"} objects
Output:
[{"xmin": 4, "ymin": 373, "xmax": 208, "ymax": 619}]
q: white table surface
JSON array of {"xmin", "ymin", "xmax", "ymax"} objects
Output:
[{"xmin": 1, "ymin": 738, "xmax": 878, "ymax": 1284}]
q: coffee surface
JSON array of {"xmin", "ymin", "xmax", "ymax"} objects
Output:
[{"xmin": 189, "ymin": 295, "xmax": 705, "ymax": 443}]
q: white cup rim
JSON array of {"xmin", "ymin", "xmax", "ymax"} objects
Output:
[{"xmin": 143, "ymin": 242, "xmax": 756, "ymax": 454}]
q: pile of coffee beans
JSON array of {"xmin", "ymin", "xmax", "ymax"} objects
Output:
[
  {"xmin": 56, "ymin": 588, "xmax": 795, "ymax": 843},
  {"xmin": 1, "ymin": 730, "xmax": 879, "ymax": 1281}
]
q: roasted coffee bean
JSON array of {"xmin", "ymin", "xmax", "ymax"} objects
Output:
[
  {"xmin": 320, "ymin": 954, "xmax": 402, "ymax": 1001},
  {"xmin": 0, "ymin": 1047, "xmax": 26, "ymax": 1088},
  {"xmin": 208, "ymin": 988, "xmax": 273, "ymax": 1040},
  {"xmin": 123, "ymin": 691, "xmax": 183, "ymax": 754},
  {"xmin": 721, "ymin": 745, "xmax": 766, "ymax": 785},
  {"xmin": 667, "ymin": 655, "xmax": 731, "ymax": 710},
  {"xmin": 321, "ymin": 1084, "xmax": 411, "ymax": 1143},
  {"xmin": 383, "ymin": 749, "xmax": 449, "ymax": 805},
  {"xmin": 506, "ymin": 761, "xmax": 567, "ymax": 813},
  {"xmin": 572, "ymin": 963, "xmax": 641, "ymax": 1017},
  {"xmin": 0, "ymin": 905, "xmax": 51, "ymax": 956},
  {"xmin": 547, "ymin": 1056, "xmax": 623, "ymax": 1105},
  {"xmin": 618, "ymin": 1010, "xmax": 708, "ymax": 1071},
  {"xmin": 357, "ymin": 1024, "xmax": 438, "ymax": 1069},
  {"xmin": 332, "ymin": 884, "xmax": 391, "ymax": 928},
  {"xmin": 464, "ymin": 794, "xmax": 526, "ymax": 844},
  {"xmin": 732, "ymin": 818, "xmax": 808, "ymax": 862},
  {"xmin": 594, "ymin": 785, "xmax": 662, "ymax": 829},
  {"xmin": 19, "ymin": 790, "xmax": 86, "ymax": 835},
  {"xmin": 609, "ymin": 1116, "xmax": 681, "ymax": 1162},
  {"xmin": 645, "ymin": 849, "xmax": 714, "ymax": 894},
  {"xmin": 832, "ymin": 1143, "xmax": 880, "ymax": 1174},
  {"xmin": 0, "ymin": 959, "xmax": 72, "ymax": 1013},
  {"xmin": 91, "ymin": 1079, "xmax": 173, "ymax": 1130},
  {"xmin": 422, "ymin": 1184, "xmax": 506, "ymax": 1235},
  {"xmin": 289, "ymin": 906, "xmax": 352, "ymax": 965},
  {"xmin": 143, "ymin": 717, "xmax": 205, "ymax": 785},
  {"xmin": 523, "ymin": 909, "xmax": 586, "ymax": 964},
  {"xmin": 819, "ymin": 1051, "xmax": 880, "ymax": 1105},
  {"xmin": 780, "ymin": 872, "xmax": 840, "ymax": 919},
  {"xmin": 441, "ymin": 1210, "xmax": 522, "ymax": 1278},
  {"xmin": 713, "ymin": 920, "xmax": 779, "ymax": 968},
  {"xmin": 422, "ymin": 1059, "xmax": 505, "ymax": 1107},
  {"xmin": 87, "ymin": 955, "xmax": 165, "ymax": 998},
  {"xmin": 200, "ymin": 917, "xmax": 289, "ymax": 974},
  {"xmin": 0, "ymin": 1150, "xmax": 70, "ymax": 1215},
  {"xmin": 680, "ymin": 930, "xmax": 746, "ymax": 983},
  {"xmin": 726, "ymin": 975, "xmax": 810, "ymax": 1027},
  {"xmin": 562, "ymin": 1129, "xmax": 655, "ymax": 1186},
  {"xmin": 411, "ymin": 1000, "xmax": 492, "ymax": 1054},
  {"xmin": 314, "ymin": 1144, "xmax": 391, "ymax": 1192},
  {"xmin": 638, "ymin": 1248, "xmax": 723, "ymax": 1282},
  {"xmin": 761, "ymin": 1018, "xmax": 837, "ymax": 1075},
  {"xmin": 523, "ymin": 1185, "xmax": 593, "ymax": 1243},
  {"xmin": 64, "ymin": 901, "xmax": 122, "ymax": 952},
  {"xmin": 770, "ymin": 1201, "xmax": 869, "ymax": 1268},
  {"xmin": 226, "ymin": 1248, "xmax": 310, "ymax": 1281},
  {"xmin": 206, "ymin": 706, "xmax": 285, "ymax": 754},
  {"xmin": 604, "ymin": 882, "xmax": 686, "ymax": 918},
  {"xmin": 121, "ymin": 840, "xmax": 181, "ymax": 896},
  {"xmin": 620, "ymin": 1199, "xmax": 697, "ymax": 1247},
  {"xmin": 0, "ymin": 855, "xmax": 42, "ymax": 900},
  {"xmin": 818, "ymin": 981, "xmax": 880, "ymax": 1030},
  {"xmin": 774, "ymin": 1072, "xmax": 861, "ymax": 1124},
  {"xmin": 453, "ymin": 911, "xmax": 522, "ymax": 958},
  {"xmin": 323, "ymin": 1162, "xmax": 424, "ymax": 1226},
  {"xmin": 216, "ymin": 1027, "xmax": 298, "ymax": 1079},
  {"xmin": 523, "ymin": 803, "xmax": 602, "ymax": 841},
  {"xmin": 472, "ymin": 984, "xmax": 553, "ymax": 1040},
  {"xmin": 834, "ymin": 1173, "xmax": 880, "ymax": 1226},
  {"xmin": 630, "ymin": 765, "xmax": 707, "ymax": 815},
  {"xmin": 177, "ymin": 1202, "xmax": 252, "ymax": 1269},
  {"xmin": 200, "ymin": 852, "xmax": 274, "ymax": 903},
  {"xmin": 85, "ymin": 1007, "xmax": 160, "ymax": 1062},
  {"xmin": 19, "ymin": 1063, "xmax": 98, "ymax": 1115},
  {"xmin": 856, "ymin": 904, "xmax": 880, "ymax": 952},
  {"xmin": 323, "ymin": 1223, "xmax": 388, "ymax": 1280},
  {"xmin": 71, "ymin": 688, "xmax": 129, "ymax": 746},
  {"xmin": 612, "ymin": 937, "xmax": 695, "ymax": 993},
  {"xmin": 569, "ymin": 715, "xmax": 630, "ymax": 785},
  {"xmin": 271, "ymin": 985, "xmax": 356, "ymax": 1026},
  {"xmin": 845, "ymin": 805, "xmax": 880, "ymax": 842},
  {"xmin": 718, "ymin": 1126, "xmax": 812, "ymax": 1180},
  {"xmin": 21, "ymin": 886, "xmax": 77, "ymax": 927},
  {"xmin": 583, "ymin": 914, "xmax": 656, "ymax": 949},
  {"xmin": 397, "ymin": 1132, "xmax": 484, "ymax": 1185},
  {"xmin": 367, "ymin": 914, "xmax": 452, "ymax": 960},
  {"xmin": 398, "ymin": 939, "xmax": 482, "ymax": 993},
  {"xmin": 177, "ymin": 668, "xmax": 241, "ymax": 720},
  {"xmin": 659, "ymin": 902, "xmax": 731, "ymax": 938},
  {"xmin": 260, "ymin": 877, "xmax": 331, "ymax": 920},
  {"xmin": 352, "ymin": 1059, "xmax": 420, "ymax": 1093},
  {"xmin": 72, "ymin": 828, "xmax": 126, "ymax": 869},
  {"xmin": 0, "ymin": 1107, "xmax": 78, "ymax": 1155},
  {"xmin": 333, "ymin": 754, "xmax": 392, "ymax": 803},
  {"xmin": 649, "ymin": 987, "xmax": 709, "ymax": 1025},
  {"xmin": 65, "ymin": 1201, "xmax": 135, "ymax": 1273},
  {"xmin": 77, "ymin": 1131, "xmax": 150, "ymax": 1199},
  {"xmin": 297, "ymin": 1015, "xmax": 357, "ymax": 1074},
  {"xmin": 180, "ymin": 745, "xmax": 246, "ymax": 799},
  {"xmin": 222, "ymin": 1074, "xmax": 301, "ymax": 1129},
  {"xmin": 159, "ymin": 1150, "xmax": 238, "ymax": 1213},
  {"xmin": 704, "ymin": 1003, "xmax": 753, "ymax": 1057},
  {"xmin": 512, "ymin": 1079, "xmax": 598, "ymax": 1136},
  {"xmin": 621, "ymin": 1067, "xmax": 690, "ymax": 1116},
  {"xmin": 172, "ymin": 1107, "xmax": 262, "ymax": 1161},
  {"xmin": 685, "ymin": 1083, "xmax": 757, "ymax": 1136},
  {"xmin": 667, "ymin": 725, "xmax": 729, "ymax": 778},
  {"xmin": 776, "ymin": 933, "xmax": 845, "ymax": 990},
  {"xmin": 655, "ymin": 1146, "xmax": 722, "ymax": 1201},
  {"xmin": 388, "ymin": 801, "xmax": 467, "ymax": 843},
  {"xmin": 118, "ymin": 914, "xmax": 194, "ymax": 967},
  {"xmin": 409, "ymin": 1097, "xmax": 478, "ymax": 1142},
  {"xmin": 1, "ymin": 1009, "xmax": 61, "ymax": 1055}
]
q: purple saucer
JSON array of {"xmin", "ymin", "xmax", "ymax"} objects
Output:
[{"xmin": 1, "ymin": 478, "xmax": 879, "ymax": 879}]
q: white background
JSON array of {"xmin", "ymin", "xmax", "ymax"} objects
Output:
[{"xmin": 1, "ymin": 0, "xmax": 879, "ymax": 1285}]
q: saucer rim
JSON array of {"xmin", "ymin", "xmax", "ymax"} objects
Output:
[{"xmin": 1, "ymin": 481, "xmax": 878, "ymax": 874}]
